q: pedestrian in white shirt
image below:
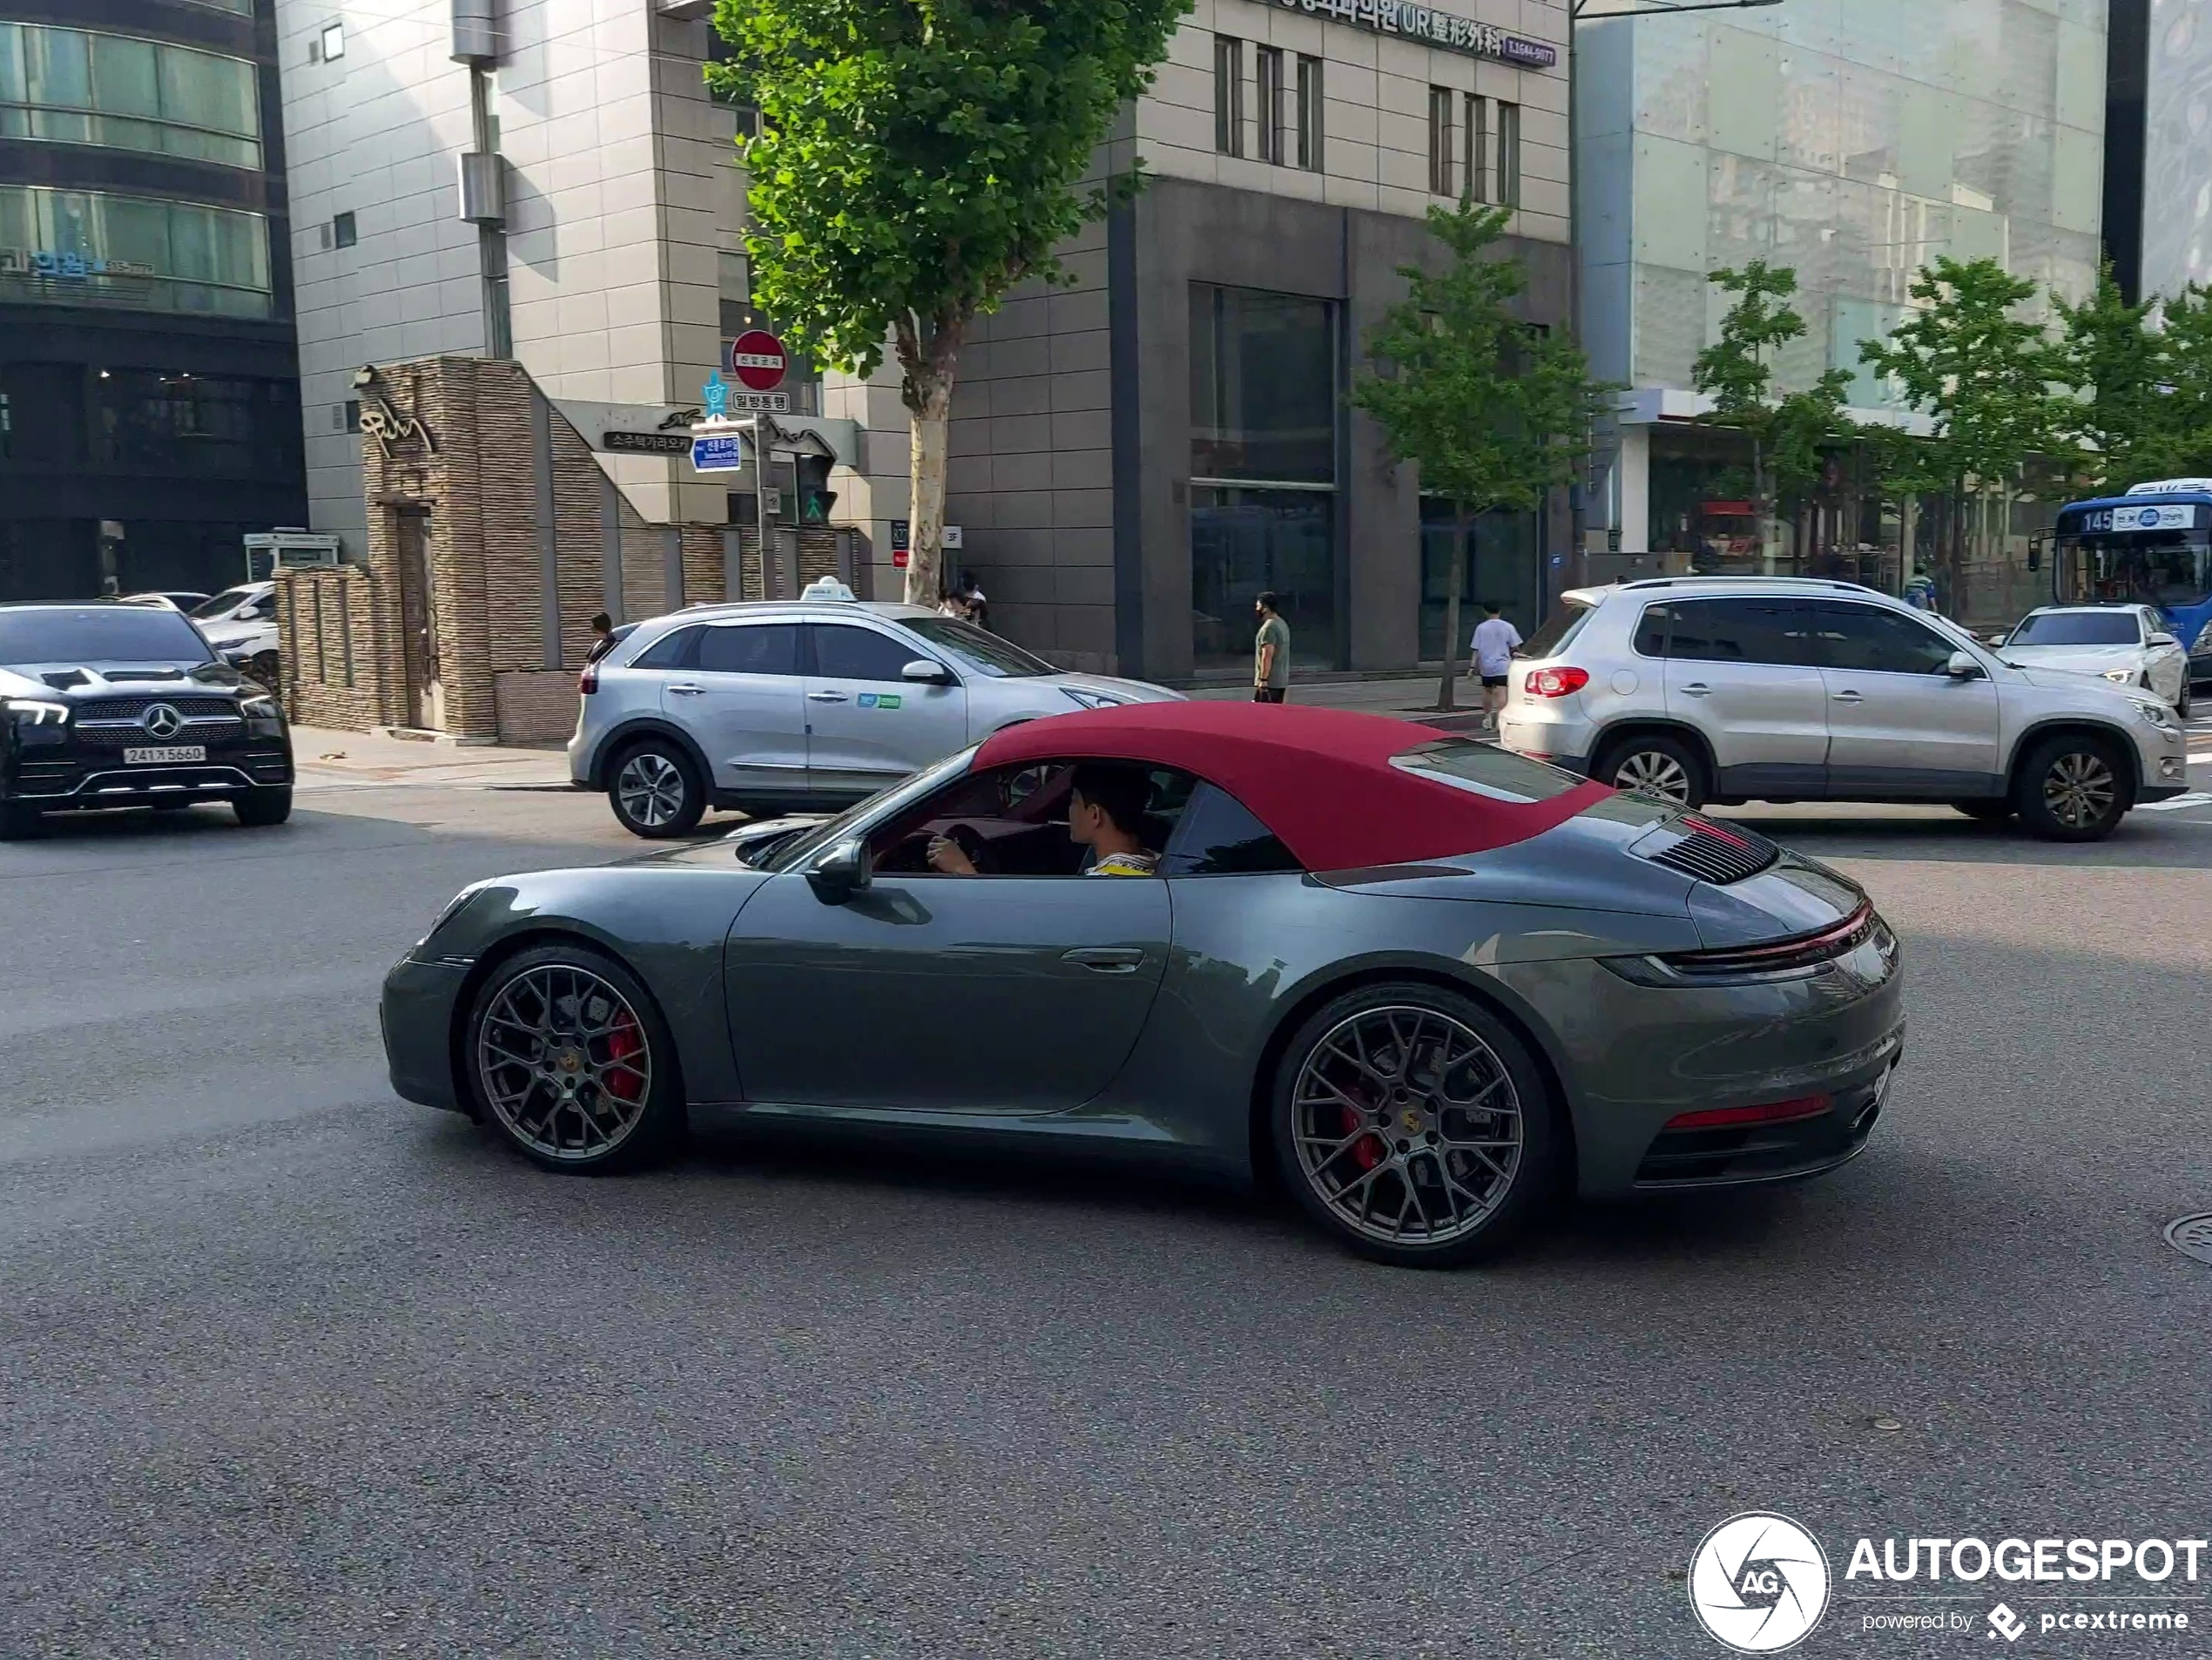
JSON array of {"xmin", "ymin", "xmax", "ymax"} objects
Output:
[{"xmin": 1468, "ymin": 602, "xmax": 1522, "ymax": 734}]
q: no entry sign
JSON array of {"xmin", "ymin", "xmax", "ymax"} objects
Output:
[{"xmin": 728, "ymin": 330, "xmax": 787, "ymax": 392}]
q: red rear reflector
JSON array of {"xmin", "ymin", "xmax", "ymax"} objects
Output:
[
  {"xmin": 578, "ymin": 664, "xmax": 599, "ymax": 694},
  {"xmin": 1663, "ymin": 1094, "xmax": 1832, "ymax": 1132},
  {"xmin": 1525, "ymin": 665, "xmax": 1590, "ymax": 698}
]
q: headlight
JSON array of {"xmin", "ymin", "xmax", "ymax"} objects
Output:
[
  {"xmin": 4, "ymin": 698, "xmax": 68, "ymax": 726},
  {"xmin": 2102, "ymin": 668, "xmax": 2136, "ymax": 684},
  {"xmin": 1062, "ymin": 686, "xmax": 1130, "ymax": 711},
  {"xmin": 417, "ymin": 885, "xmax": 484, "ymax": 948},
  {"xmin": 2131, "ymin": 698, "xmax": 2180, "ymax": 731},
  {"xmin": 239, "ymin": 693, "xmax": 280, "ymax": 719}
]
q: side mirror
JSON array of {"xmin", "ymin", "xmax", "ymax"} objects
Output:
[
  {"xmin": 1984, "ymin": 631, "xmax": 2009, "ymax": 647},
  {"xmin": 1945, "ymin": 650, "xmax": 1986, "ymax": 681},
  {"xmin": 2150, "ymin": 631, "xmax": 2182, "ymax": 648},
  {"xmin": 806, "ymin": 836, "xmax": 873, "ymax": 903},
  {"xmin": 902, "ymin": 658, "xmax": 954, "ymax": 685}
]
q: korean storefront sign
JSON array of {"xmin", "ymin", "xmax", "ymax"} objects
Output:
[{"xmin": 1275, "ymin": 0, "xmax": 1560, "ymax": 69}]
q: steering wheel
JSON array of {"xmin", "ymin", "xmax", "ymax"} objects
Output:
[{"xmin": 944, "ymin": 821, "xmax": 996, "ymax": 874}]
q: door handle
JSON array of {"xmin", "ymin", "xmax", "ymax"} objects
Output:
[
  {"xmin": 667, "ymin": 683, "xmax": 705, "ymax": 696},
  {"xmin": 807, "ymin": 691, "xmax": 848, "ymax": 704},
  {"xmin": 1831, "ymin": 690, "xmax": 1864, "ymax": 704},
  {"xmin": 1062, "ymin": 947, "xmax": 1145, "ymax": 973},
  {"xmin": 1679, "ymin": 682, "xmax": 1711, "ymax": 698}
]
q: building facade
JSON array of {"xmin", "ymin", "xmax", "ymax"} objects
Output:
[
  {"xmin": 0, "ymin": 0, "xmax": 304, "ymax": 600},
  {"xmin": 1577, "ymin": 0, "xmax": 2107, "ymax": 613},
  {"xmin": 275, "ymin": 0, "xmax": 1570, "ymax": 699},
  {"xmin": 2134, "ymin": 0, "xmax": 2212, "ymax": 301}
]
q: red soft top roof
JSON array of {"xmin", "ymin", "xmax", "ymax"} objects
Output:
[{"xmin": 973, "ymin": 701, "xmax": 1611, "ymax": 871}]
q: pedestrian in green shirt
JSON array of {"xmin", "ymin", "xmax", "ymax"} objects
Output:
[{"xmin": 1253, "ymin": 591, "xmax": 1291, "ymax": 704}]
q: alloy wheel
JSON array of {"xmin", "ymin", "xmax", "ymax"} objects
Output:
[
  {"xmin": 1615, "ymin": 750, "xmax": 1691, "ymax": 803},
  {"xmin": 2041, "ymin": 751, "xmax": 2117, "ymax": 829},
  {"xmin": 616, "ymin": 751, "xmax": 687, "ymax": 829},
  {"xmin": 476, "ymin": 964, "xmax": 653, "ymax": 1161},
  {"xmin": 1291, "ymin": 1004, "xmax": 1524, "ymax": 1247}
]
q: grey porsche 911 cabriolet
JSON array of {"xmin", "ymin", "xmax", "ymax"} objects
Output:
[{"xmin": 381, "ymin": 701, "xmax": 1903, "ymax": 1266}]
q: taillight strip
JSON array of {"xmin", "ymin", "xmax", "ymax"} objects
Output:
[{"xmin": 1657, "ymin": 901, "xmax": 1875, "ymax": 975}]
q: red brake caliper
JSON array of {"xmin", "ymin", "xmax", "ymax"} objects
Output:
[
  {"xmin": 1339, "ymin": 1103, "xmax": 1384, "ymax": 1171},
  {"xmin": 603, "ymin": 1016, "xmax": 644, "ymax": 1102}
]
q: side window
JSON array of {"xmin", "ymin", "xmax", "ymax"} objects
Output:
[
  {"xmin": 1159, "ymin": 782, "xmax": 1302, "ymax": 875},
  {"xmin": 1633, "ymin": 603, "xmax": 1673, "ymax": 658},
  {"xmin": 813, "ymin": 624, "xmax": 925, "ymax": 683},
  {"xmin": 1666, "ymin": 599, "xmax": 1821, "ymax": 666},
  {"xmin": 1805, "ymin": 602, "xmax": 1957, "ymax": 676},
  {"xmin": 252, "ymin": 593, "xmax": 279, "ymax": 619},
  {"xmin": 698, "ymin": 622, "xmax": 800, "ymax": 675},
  {"xmin": 631, "ymin": 624, "xmax": 703, "ymax": 670}
]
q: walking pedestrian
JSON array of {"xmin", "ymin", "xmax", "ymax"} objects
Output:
[
  {"xmin": 1253, "ymin": 591, "xmax": 1291, "ymax": 704},
  {"xmin": 1467, "ymin": 601, "xmax": 1522, "ymax": 734},
  {"xmin": 585, "ymin": 612, "xmax": 617, "ymax": 665},
  {"xmin": 958, "ymin": 570, "xmax": 990, "ymax": 631}
]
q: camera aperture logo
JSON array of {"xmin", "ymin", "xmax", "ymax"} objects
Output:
[{"xmin": 1689, "ymin": 1512, "xmax": 1832, "ymax": 1653}]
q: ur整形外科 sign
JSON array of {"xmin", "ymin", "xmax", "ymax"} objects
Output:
[{"xmin": 1274, "ymin": 0, "xmax": 1559, "ymax": 68}]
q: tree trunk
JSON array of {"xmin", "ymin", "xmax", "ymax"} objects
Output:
[
  {"xmin": 1898, "ymin": 494, "xmax": 1919, "ymax": 597},
  {"xmin": 1437, "ymin": 511, "xmax": 1468, "ymax": 713},
  {"xmin": 894, "ymin": 310, "xmax": 968, "ymax": 607},
  {"xmin": 1753, "ymin": 438, "xmax": 1777, "ymax": 575}
]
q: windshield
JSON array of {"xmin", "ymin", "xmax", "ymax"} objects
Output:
[
  {"xmin": 900, "ymin": 617, "xmax": 1055, "ymax": 678},
  {"xmin": 0, "ymin": 607, "xmax": 215, "ymax": 666},
  {"xmin": 757, "ymin": 749, "xmax": 979, "ymax": 872},
  {"xmin": 2008, "ymin": 611, "xmax": 2140, "ymax": 646},
  {"xmin": 2057, "ymin": 534, "xmax": 2212, "ymax": 610},
  {"xmin": 191, "ymin": 587, "xmax": 257, "ymax": 619}
]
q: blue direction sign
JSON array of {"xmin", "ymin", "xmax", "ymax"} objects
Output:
[{"xmin": 691, "ymin": 432, "xmax": 744, "ymax": 472}]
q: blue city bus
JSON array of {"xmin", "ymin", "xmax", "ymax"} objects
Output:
[{"xmin": 2051, "ymin": 479, "xmax": 2212, "ymax": 688}]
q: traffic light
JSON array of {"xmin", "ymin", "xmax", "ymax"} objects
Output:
[{"xmin": 795, "ymin": 454, "xmax": 837, "ymax": 525}]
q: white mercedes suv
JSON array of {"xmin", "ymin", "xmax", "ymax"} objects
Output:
[{"xmin": 1499, "ymin": 577, "xmax": 2188, "ymax": 840}]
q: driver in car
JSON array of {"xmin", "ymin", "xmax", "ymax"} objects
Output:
[{"xmin": 927, "ymin": 763, "xmax": 1160, "ymax": 877}]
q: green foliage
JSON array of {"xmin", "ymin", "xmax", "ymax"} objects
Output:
[
  {"xmin": 2142, "ymin": 285, "xmax": 2212, "ymax": 479},
  {"xmin": 1858, "ymin": 256, "xmax": 2063, "ymax": 492},
  {"xmin": 1352, "ymin": 202, "xmax": 1613, "ymax": 517},
  {"xmin": 2051, "ymin": 267, "xmax": 2168, "ymax": 490},
  {"xmin": 708, "ymin": 0, "xmax": 1190, "ymax": 383},
  {"xmin": 1353, "ymin": 202, "xmax": 1612, "ymax": 707},
  {"xmin": 1689, "ymin": 262, "xmax": 1850, "ymax": 542}
]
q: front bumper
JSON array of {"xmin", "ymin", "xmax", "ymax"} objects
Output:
[
  {"xmin": 4, "ymin": 741, "xmax": 293, "ymax": 808},
  {"xmin": 381, "ymin": 955, "xmax": 472, "ymax": 1115}
]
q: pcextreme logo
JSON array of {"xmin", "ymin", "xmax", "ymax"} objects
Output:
[{"xmin": 1688, "ymin": 1513, "xmax": 1832, "ymax": 1653}]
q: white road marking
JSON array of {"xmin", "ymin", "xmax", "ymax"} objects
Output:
[{"xmin": 2137, "ymin": 792, "xmax": 2212, "ymax": 812}]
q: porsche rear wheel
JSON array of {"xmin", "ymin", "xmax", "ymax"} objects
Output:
[
  {"xmin": 463, "ymin": 944, "xmax": 685, "ymax": 1172},
  {"xmin": 1271, "ymin": 983, "xmax": 1556, "ymax": 1267}
]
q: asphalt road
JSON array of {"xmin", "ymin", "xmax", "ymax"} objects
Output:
[{"xmin": 4, "ymin": 775, "xmax": 2210, "ymax": 1659}]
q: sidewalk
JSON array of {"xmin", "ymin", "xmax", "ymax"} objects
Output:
[
  {"xmin": 1184, "ymin": 672, "xmax": 1492, "ymax": 729},
  {"xmin": 292, "ymin": 725, "xmax": 577, "ymax": 792}
]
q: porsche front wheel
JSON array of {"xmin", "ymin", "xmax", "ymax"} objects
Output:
[
  {"xmin": 463, "ymin": 944, "xmax": 685, "ymax": 1171},
  {"xmin": 1271, "ymin": 983, "xmax": 1556, "ymax": 1267}
]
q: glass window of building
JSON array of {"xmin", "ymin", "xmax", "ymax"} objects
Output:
[
  {"xmin": 1427, "ymin": 86, "xmax": 1453, "ymax": 196},
  {"xmin": 91, "ymin": 372, "xmax": 300, "ymax": 479},
  {"xmin": 1495, "ymin": 101, "xmax": 1521, "ymax": 207},
  {"xmin": 1296, "ymin": 56, "xmax": 1323, "ymax": 171},
  {"xmin": 0, "ymin": 24, "xmax": 260, "ymax": 171},
  {"xmin": 1419, "ymin": 497, "xmax": 1541, "ymax": 660},
  {"xmin": 1213, "ymin": 36, "xmax": 1244, "ymax": 158},
  {"xmin": 1190, "ymin": 284, "xmax": 1339, "ymax": 672},
  {"xmin": 0, "ymin": 186, "xmax": 272, "ymax": 317},
  {"xmin": 1462, "ymin": 96, "xmax": 1489, "ymax": 203},
  {"xmin": 1256, "ymin": 46, "xmax": 1285, "ymax": 165}
]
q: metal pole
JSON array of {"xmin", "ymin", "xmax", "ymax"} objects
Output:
[{"xmin": 752, "ymin": 416, "xmax": 772, "ymax": 597}]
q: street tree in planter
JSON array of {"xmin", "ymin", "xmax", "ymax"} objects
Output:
[
  {"xmin": 1690, "ymin": 261, "xmax": 1852, "ymax": 564},
  {"xmin": 709, "ymin": 0, "xmax": 1190, "ymax": 604},
  {"xmin": 1859, "ymin": 257, "xmax": 2066, "ymax": 617},
  {"xmin": 1352, "ymin": 202, "xmax": 1612, "ymax": 712},
  {"xmin": 2051, "ymin": 266, "xmax": 2170, "ymax": 493}
]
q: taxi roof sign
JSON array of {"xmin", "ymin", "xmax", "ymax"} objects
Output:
[{"xmin": 800, "ymin": 577, "xmax": 857, "ymax": 603}]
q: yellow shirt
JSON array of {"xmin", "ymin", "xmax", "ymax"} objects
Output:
[{"xmin": 1087, "ymin": 851, "xmax": 1160, "ymax": 877}]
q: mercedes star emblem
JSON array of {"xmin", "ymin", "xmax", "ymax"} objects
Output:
[{"xmin": 139, "ymin": 703, "xmax": 185, "ymax": 740}]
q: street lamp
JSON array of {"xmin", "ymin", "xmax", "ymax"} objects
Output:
[{"xmin": 1561, "ymin": 0, "xmax": 1784, "ymax": 583}]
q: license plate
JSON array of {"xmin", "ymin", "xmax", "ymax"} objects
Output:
[{"xmin": 122, "ymin": 746, "xmax": 206, "ymax": 765}]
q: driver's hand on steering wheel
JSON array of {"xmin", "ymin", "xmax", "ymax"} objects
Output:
[{"xmin": 927, "ymin": 833, "xmax": 978, "ymax": 875}]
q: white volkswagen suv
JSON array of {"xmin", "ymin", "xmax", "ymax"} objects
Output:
[
  {"xmin": 570, "ymin": 584, "xmax": 1182, "ymax": 837},
  {"xmin": 1499, "ymin": 577, "xmax": 2188, "ymax": 840}
]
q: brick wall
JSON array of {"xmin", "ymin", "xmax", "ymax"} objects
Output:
[{"xmin": 292, "ymin": 354, "xmax": 746, "ymax": 739}]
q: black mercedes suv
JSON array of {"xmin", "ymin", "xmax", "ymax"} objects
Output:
[{"xmin": 0, "ymin": 603, "xmax": 294, "ymax": 839}]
